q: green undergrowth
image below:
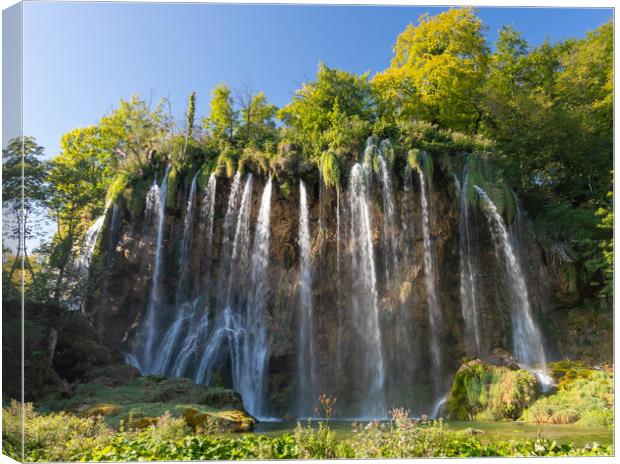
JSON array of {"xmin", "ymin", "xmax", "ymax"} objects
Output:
[
  {"xmin": 521, "ymin": 361, "xmax": 613, "ymax": 428},
  {"xmin": 447, "ymin": 360, "xmax": 539, "ymax": 421},
  {"xmin": 2, "ymin": 402, "xmax": 612, "ymax": 462},
  {"xmin": 36, "ymin": 376, "xmax": 246, "ymax": 429}
]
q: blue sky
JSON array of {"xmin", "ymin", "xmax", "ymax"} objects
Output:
[{"xmin": 22, "ymin": 2, "xmax": 613, "ymax": 157}]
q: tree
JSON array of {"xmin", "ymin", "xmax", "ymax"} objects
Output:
[
  {"xmin": 2, "ymin": 136, "xmax": 49, "ymax": 278},
  {"xmin": 98, "ymin": 95, "xmax": 171, "ymax": 173},
  {"xmin": 236, "ymin": 87, "xmax": 278, "ymax": 149},
  {"xmin": 46, "ymin": 126, "xmax": 118, "ymax": 303},
  {"xmin": 279, "ymin": 62, "xmax": 374, "ymax": 155},
  {"xmin": 374, "ymin": 7, "xmax": 489, "ymax": 132},
  {"xmin": 203, "ymin": 84, "xmax": 238, "ymax": 145}
]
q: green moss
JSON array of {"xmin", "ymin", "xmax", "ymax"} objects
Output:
[
  {"xmin": 447, "ymin": 361, "xmax": 538, "ymax": 421},
  {"xmin": 319, "ymin": 150, "xmax": 341, "ymax": 188},
  {"xmin": 105, "ymin": 172, "xmax": 131, "ymax": 208},
  {"xmin": 165, "ymin": 167, "xmax": 178, "ymax": 208},
  {"xmin": 521, "ymin": 364, "xmax": 613, "ymax": 428}
]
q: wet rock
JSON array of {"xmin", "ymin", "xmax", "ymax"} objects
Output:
[{"xmin": 183, "ymin": 407, "xmax": 256, "ymax": 432}]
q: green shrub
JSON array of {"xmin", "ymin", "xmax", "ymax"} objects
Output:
[
  {"xmin": 2, "ymin": 401, "xmax": 115, "ymax": 462},
  {"xmin": 521, "ymin": 367, "xmax": 613, "ymax": 428}
]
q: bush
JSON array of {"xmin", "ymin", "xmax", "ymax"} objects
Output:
[
  {"xmin": 3, "ymin": 401, "xmax": 115, "ymax": 462},
  {"xmin": 521, "ymin": 365, "xmax": 613, "ymax": 428}
]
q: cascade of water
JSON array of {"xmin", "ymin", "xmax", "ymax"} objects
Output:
[
  {"xmin": 78, "ymin": 215, "xmax": 106, "ymax": 275},
  {"xmin": 106, "ymin": 203, "xmax": 120, "ymax": 259},
  {"xmin": 215, "ymin": 172, "xmax": 243, "ymax": 301},
  {"xmin": 458, "ymin": 167, "xmax": 481, "ymax": 355},
  {"xmin": 296, "ymin": 180, "xmax": 317, "ymax": 417},
  {"xmin": 175, "ymin": 173, "xmax": 198, "ymax": 303},
  {"xmin": 153, "ymin": 174, "xmax": 199, "ymax": 375},
  {"xmin": 237, "ymin": 177, "xmax": 273, "ymax": 417},
  {"xmin": 171, "ymin": 174, "xmax": 218, "ymax": 378},
  {"xmin": 473, "ymin": 186, "xmax": 546, "ymax": 367},
  {"xmin": 418, "ymin": 168, "xmax": 443, "ymax": 396},
  {"xmin": 134, "ymin": 165, "xmax": 170, "ymax": 373},
  {"xmin": 195, "ymin": 175, "xmax": 253, "ymax": 387},
  {"xmin": 336, "ymin": 186, "xmax": 341, "ymax": 273},
  {"xmin": 377, "ymin": 152, "xmax": 399, "ymax": 282},
  {"xmin": 202, "ymin": 174, "xmax": 218, "ymax": 249},
  {"xmin": 430, "ymin": 394, "xmax": 449, "ymax": 419},
  {"xmin": 70, "ymin": 214, "xmax": 107, "ymax": 312},
  {"xmin": 348, "ymin": 162, "xmax": 386, "ymax": 418},
  {"xmin": 399, "ymin": 165, "xmax": 414, "ymax": 259}
]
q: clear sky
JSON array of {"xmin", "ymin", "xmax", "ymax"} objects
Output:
[{"xmin": 22, "ymin": 2, "xmax": 613, "ymax": 157}]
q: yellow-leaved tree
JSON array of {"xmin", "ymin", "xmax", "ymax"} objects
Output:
[{"xmin": 373, "ymin": 7, "xmax": 489, "ymax": 132}]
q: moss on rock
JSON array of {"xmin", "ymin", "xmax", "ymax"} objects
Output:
[
  {"xmin": 447, "ymin": 359, "xmax": 538, "ymax": 421},
  {"xmin": 521, "ymin": 361, "xmax": 613, "ymax": 428}
]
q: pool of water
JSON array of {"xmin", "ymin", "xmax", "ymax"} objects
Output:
[{"xmin": 249, "ymin": 420, "xmax": 613, "ymax": 447}]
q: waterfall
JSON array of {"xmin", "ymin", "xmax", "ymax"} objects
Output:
[
  {"xmin": 473, "ymin": 186, "xmax": 546, "ymax": 368},
  {"xmin": 153, "ymin": 174, "xmax": 199, "ymax": 375},
  {"xmin": 195, "ymin": 175, "xmax": 253, "ymax": 389},
  {"xmin": 175, "ymin": 173, "xmax": 198, "ymax": 303},
  {"xmin": 70, "ymin": 214, "xmax": 106, "ymax": 312},
  {"xmin": 458, "ymin": 166, "xmax": 481, "ymax": 355},
  {"xmin": 78, "ymin": 215, "xmax": 106, "ymax": 275},
  {"xmin": 297, "ymin": 180, "xmax": 317, "ymax": 417},
  {"xmin": 238, "ymin": 177, "xmax": 273, "ymax": 418},
  {"xmin": 134, "ymin": 165, "xmax": 170, "ymax": 373},
  {"xmin": 418, "ymin": 168, "xmax": 443, "ymax": 396},
  {"xmin": 377, "ymin": 152, "xmax": 399, "ymax": 282},
  {"xmin": 348, "ymin": 162, "xmax": 386, "ymax": 418},
  {"xmin": 399, "ymin": 165, "xmax": 414, "ymax": 259},
  {"xmin": 201, "ymin": 174, "xmax": 217, "ymax": 250}
]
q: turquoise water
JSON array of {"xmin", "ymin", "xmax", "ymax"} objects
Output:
[{"xmin": 249, "ymin": 420, "xmax": 613, "ymax": 447}]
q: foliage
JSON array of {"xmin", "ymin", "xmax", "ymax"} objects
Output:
[
  {"xmin": 374, "ymin": 8, "xmax": 489, "ymax": 132},
  {"xmin": 2, "ymin": 399, "xmax": 613, "ymax": 462},
  {"xmin": 279, "ymin": 62, "xmax": 374, "ymax": 166},
  {"xmin": 521, "ymin": 362, "xmax": 613, "ymax": 428},
  {"xmin": 2, "ymin": 137, "xmax": 49, "ymax": 280},
  {"xmin": 2, "ymin": 401, "xmax": 114, "ymax": 462}
]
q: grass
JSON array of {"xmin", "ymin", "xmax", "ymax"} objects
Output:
[
  {"xmin": 36, "ymin": 376, "xmax": 249, "ymax": 430},
  {"xmin": 3, "ymin": 401, "xmax": 612, "ymax": 461}
]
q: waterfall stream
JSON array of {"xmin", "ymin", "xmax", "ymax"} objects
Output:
[
  {"xmin": 348, "ymin": 162, "xmax": 386, "ymax": 418},
  {"xmin": 297, "ymin": 180, "xmax": 317, "ymax": 417},
  {"xmin": 238, "ymin": 177, "xmax": 273, "ymax": 418},
  {"xmin": 458, "ymin": 166, "xmax": 481, "ymax": 355},
  {"xmin": 377, "ymin": 153, "xmax": 399, "ymax": 283},
  {"xmin": 474, "ymin": 186, "xmax": 546, "ymax": 368},
  {"xmin": 134, "ymin": 165, "xmax": 171, "ymax": 374},
  {"xmin": 107, "ymin": 145, "xmax": 555, "ymax": 419},
  {"xmin": 154, "ymin": 174, "xmax": 199, "ymax": 375},
  {"xmin": 418, "ymin": 168, "xmax": 443, "ymax": 396}
]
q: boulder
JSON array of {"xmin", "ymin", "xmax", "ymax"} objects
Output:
[{"xmin": 183, "ymin": 407, "xmax": 256, "ymax": 432}]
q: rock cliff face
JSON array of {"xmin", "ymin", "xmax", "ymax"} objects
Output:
[{"xmin": 85, "ymin": 150, "xmax": 602, "ymax": 419}]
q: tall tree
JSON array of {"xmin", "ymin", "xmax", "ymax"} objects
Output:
[
  {"xmin": 203, "ymin": 84, "xmax": 238, "ymax": 145},
  {"xmin": 2, "ymin": 136, "xmax": 49, "ymax": 278},
  {"xmin": 374, "ymin": 7, "xmax": 489, "ymax": 132},
  {"xmin": 279, "ymin": 62, "xmax": 374, "ymax": 155}
]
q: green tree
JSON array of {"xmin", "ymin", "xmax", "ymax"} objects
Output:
[
  {"xmin": 374, "ymin": 8, "xmax": 489, "ymax": 132},
  {"xmin": 279, "ymin": 62, "xmax": 373, "ymax": 155},
  {"xmin": 46, "ymin": 126, "xmax": 119, "ymax": 303},
  {"xmin": 203, "ymin": 84, "xmax": 238, "ymax": 145},
  {"xmin": 237, "ymin": 89, "xmax": 278, "ymax": 149},
  {"xmin": 98, "ymin": 95, "xmax": 171, "ymax": 174},
  {"xmin": 2, "ymin": 137, "xmax": 49, "ymax": 279}
]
